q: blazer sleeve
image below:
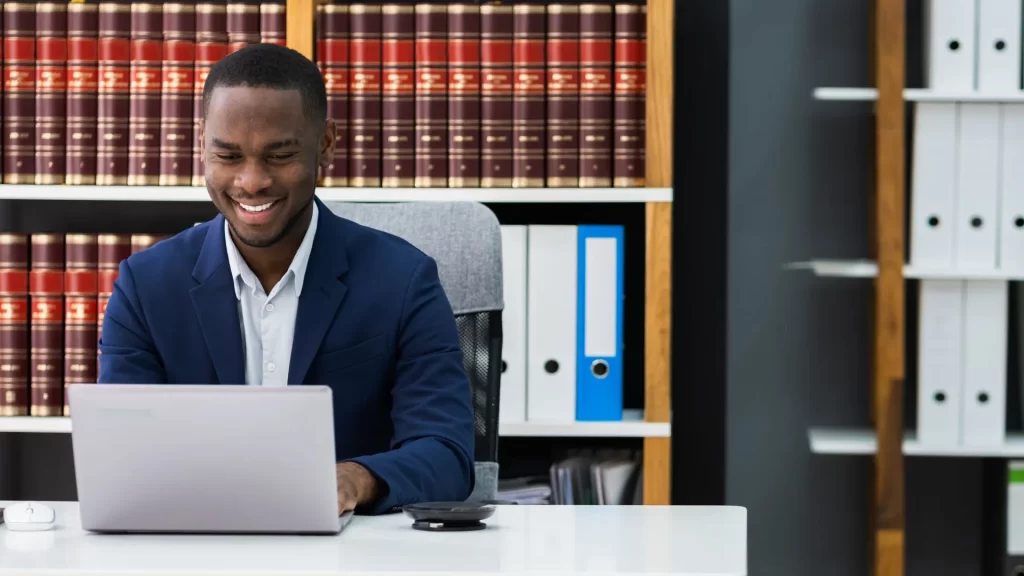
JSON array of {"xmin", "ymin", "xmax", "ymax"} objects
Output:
[
  {"xmin": 98, "ymin": 259, "xmax": 168, "ymax": 384},
  {"xmin": 347, "ymin": 256, "xmax": 476, "ymax": 514}
]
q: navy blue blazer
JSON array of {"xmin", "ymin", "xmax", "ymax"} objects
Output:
[{"xmin": 98, "ymin": 197, "xmax": 476, "ymax": 514}]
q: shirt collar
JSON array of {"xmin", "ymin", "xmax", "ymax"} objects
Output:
[{"xmin": 224, "ymin": 201, "xmax": 319, "ymax": 300}]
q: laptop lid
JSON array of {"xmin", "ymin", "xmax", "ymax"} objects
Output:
[{"xmin": 68, "ymin": 384, "xmax": 342, "ymax": 534}]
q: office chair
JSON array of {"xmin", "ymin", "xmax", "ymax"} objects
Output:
[{"xmin": 326, "ymin": 201, "xmax": 504, "ymax": 502}]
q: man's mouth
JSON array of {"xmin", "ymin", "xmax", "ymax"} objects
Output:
[
  {"xmin": 237, "ymin": 200, "xmax": 276, "ymax": 213},
  {"xmin": 231, "ymin": 198, "xmax": 281, "ymax": 224}
]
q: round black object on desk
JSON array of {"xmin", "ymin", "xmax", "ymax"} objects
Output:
[{"xmin": 402, "ymin": 502, "xmax": 496, "ymax": 532}]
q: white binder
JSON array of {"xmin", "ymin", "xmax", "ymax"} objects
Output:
[
  {"xmin": 909, "ymin": 103, "xmax": 958, "ymax": 269},
  {"xmin": 961, "ymin": 279, "xmax": 1008, "ymax": 446},
  {"xmin": 1000, "ymin": 105, "xmax": 1024, "ymax": 273},
  {"xmin": 526, "ymin": 225, "xmax": 577, "ymax": 422},
  {"xmin": 922, "ymin": 0, "xmax": 979, "ymax": 90},
  {"xmin": 499, "ymin": 225, "xmax": 527, "ymax": 424},
  {"xmin": 977, "ymin": 0, "xmax": 1022, "ymax": 91},
  {"xmin": 955, "ymin": 103, "xmax": 1000, "ymax": 271},
  {"xmin": 916, "ymin": 279, "xmax": 965, "ymax": 446}
]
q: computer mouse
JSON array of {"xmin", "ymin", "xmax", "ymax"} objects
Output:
[{"xmin": 3, "ymin": 502, "xmax": 56, "ymax": 531}]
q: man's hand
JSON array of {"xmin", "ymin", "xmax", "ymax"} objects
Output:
[{"xmin": 336, "ymin": 462, "xmax": 379, "ymax": 513}]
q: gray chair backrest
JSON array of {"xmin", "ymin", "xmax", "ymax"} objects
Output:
[{"xmin": 325, "ymin": 201, "xmax": 504, "ymax": 503}]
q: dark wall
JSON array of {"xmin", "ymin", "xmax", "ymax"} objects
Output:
[{"xmin": 726, "ymin": 1, "xmax": 986, "ymax": 575}]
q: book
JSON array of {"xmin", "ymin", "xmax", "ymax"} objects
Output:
[
  {"xmin": 64, "ymin": 234, "xmax": 98, "ymax": 416},
  {"xmin": 579, "ymin": 3, "xmax": 613, "ymax": 187},
  {"xmin": 447, "ymin": 3, "xmax": 481, "ymax": 188},
  {"xmin": 159, "ymin": 2, "xmax": 196, "ymax": 186},
  {"xmin": 382, "ymin": 5, "xmax": 415, "ymax": 188},
  {"xmin": 318, "ymin": 3, "xmax": 349, "ymax": 187},
  {"xmin": 480, "ymin": 4, "xmax": 513, "ymax": 188},
  {"xmin": 127, "ymin": 2, "xmax": 163, "ymax": 186},
  {"xmin": 36, "ymin": 2, "xmax": 68, "ymax": 186},
  {"xmin": 613, "ymin": 2, "xmax": 645, "ymax": 187},
  {"xmin": 97, "ymin": 1, "xmax": 131, "ymax": 186},
  {"xmin": 193, "ymin": 1, "xmax": 229, "ymax": 186},
  {"xmin": 4, "ymin": 3, "xmax": 37, "ymax": 185},
  {"xmin": 67, "ymin": 1, "xmax": 100, "ymax": 185},
  {"xmin": 415, "ymin": 4, "xmax": 448, "ymax": 188},
  {"xmin": 29, "ymin": 234, "xmax": 63, "ymax": 416},
  {"xmin": 349, "ymin": 4, "xmax": 383, "ymax": 187},
  {"xmin": 0, "ymin": 235, "xmax": 29, "ymax": 416}
]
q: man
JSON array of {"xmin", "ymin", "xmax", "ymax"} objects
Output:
[{"xmin": 98, "ymin": 44, "xmax": 476, "ymax": 515}]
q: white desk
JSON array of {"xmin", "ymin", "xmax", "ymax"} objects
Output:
[{"xmin": 0, "ymin": 501, "xmax": 747, "ymax": 576}]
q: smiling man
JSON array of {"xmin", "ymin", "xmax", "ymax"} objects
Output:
[{"xmin": 98, "ymin": 44, "xmax": 476, "ymax": 514}]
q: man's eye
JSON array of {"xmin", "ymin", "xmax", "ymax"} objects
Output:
[
  {"xmin": 268, "ymin": 153, "xmax": 296, "ymax": 161},
  {"xmin": 215, "ymin": 154, "xmax": 241, "ymax": 161}
]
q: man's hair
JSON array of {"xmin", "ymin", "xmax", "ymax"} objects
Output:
[{"xmin": 202, "ymin": 43, "xmax": 327, "ymax": 124}]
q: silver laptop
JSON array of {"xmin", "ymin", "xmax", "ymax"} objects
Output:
[{"xmin": 68, "ymin": 384, "xmax": 353, "ymax": 534}]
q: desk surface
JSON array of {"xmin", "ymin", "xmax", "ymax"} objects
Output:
[{"xmin": 0, "ymin": 501, "xmax": 746, "ymax": 576}]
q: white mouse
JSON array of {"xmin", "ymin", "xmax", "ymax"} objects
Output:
[{"xmin": 3, "ymin": 502, "xmax": 55, "ymax": 531}]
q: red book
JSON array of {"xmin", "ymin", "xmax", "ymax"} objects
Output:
[
  {"xmin": 319, "ymin": 4, "xmax": 349, "ymax": 187},
  {"xmin": 29, "ymin": 234, "xmax": 64, "ymax": 417},
  {"xmin": 128, "ymin": 3, "xmax": 163, "ymax": 186},
  {"xmin": 546, "ymin": 4, "xmax": 579, "ymax": 187},
  {"xmin": 349, "ymin": 5, "xmax": 382, "ymax": 188},
  {"xmin": 227, "ymin": 1, "xmax": 260, "ymax": 54},
  {"xmin": 479, "ymin": 4, "xmax": 513, "ymax": 188},
  {"xmin": 260, "ymin": 0, "xmax": 285, "ymax": 46},
  {"xmin": 193, "ymin": 1, "xmax": 229, "ymax": 186},
  {"xmin": 67, "ymin": 1, "xmax": 100, "ymax": 185},
  {"xmin": 64, "ymin": 234, "xmax": 98, "ymax": 417},
  {"xmin": 130, "ymin": 234, "xmax": 166, "ymax": 254},
  {"xmin": 0, "ymin": 235, "xmax": 29, "ymax": 417},
  {"xmin": 4, "ymin": 3, "xmax": 37, "ymax": 185},
  {"xmin": 97, "ymin": 1, "xmax": 132, "ymax": 186},
  {"xmin": 159, "ymin": 3, "xmax": 196, "ymax": 186},
  {"xmin": 36, "ymin": 2, "xmax": 68, "ymax": 186},
  {"xmin": 579, "ymin": 3, "xmax": 613, "ymax": 188},
  {"xmin": 613, "ymin": 2, "xmax": 645, "ymax": 187},
  {"xmin": 382, "ymin": 5, "xmax": 415, "ymax": 188},
  {"xmin": 512, "ymin": 4, "xmax": 545, "ymax": 188},
  {"xmin": 96, "ymin": 234, "xmax": 131, "ymax": 379},
  {"xmin": 415, "ymin": 4, "xmax": 448, "ymax": 188},
  {"xmin": 447, "ymin": 4, "xmax": 480, "ymax": 188}
]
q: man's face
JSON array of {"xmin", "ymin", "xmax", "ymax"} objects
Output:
[{"xmin": 200, "ymin": 86, "xmax": 333, "ymax": 248}]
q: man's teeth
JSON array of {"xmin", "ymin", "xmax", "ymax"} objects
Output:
[{"xmin": 239, "ymin": 201, "xmax": 275, "ymax": 213}]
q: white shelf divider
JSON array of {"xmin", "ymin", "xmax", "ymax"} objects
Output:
[
  {"xmin": 809, "ymin": 426, "xmax": 1024, "ymax": 457},
  {"xmin": 784, "ymin": 259, "xmax": 1024, "ymax": 281},
  {"xmin": 814, "ymin": 86, "xmax": 1024, "ymax": 103},
  {"xmin": 0, "ymin": 408, "xmax": 671, "ymax": 438},
  {"xmin": 0, "ymin": 185, "xmax": 672, "ymax": 204}
]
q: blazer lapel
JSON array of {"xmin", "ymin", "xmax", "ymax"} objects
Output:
[
  {"xmin": 189, "ymin": 215, "xmax": 246, "ymax": 384},
  {"xmin": 289, "ymin": 199, "xmax": 349, "ymax": 384}
]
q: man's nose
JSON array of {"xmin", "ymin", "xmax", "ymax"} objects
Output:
[{"xmin": 235, "ymin": 160, "xmax": 272, "ymax": 194}]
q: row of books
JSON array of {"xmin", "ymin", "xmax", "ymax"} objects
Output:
[
  {"xmin": 495, "ymin": 452, "xmax": 641, "ymax": 505},
  {"xmin": 0, "ymin": 232, "xmax": 167, "ymax": 417},
  {"xmin": 0, "ymin": 0, "xmax": 648, "ymax": 190}
]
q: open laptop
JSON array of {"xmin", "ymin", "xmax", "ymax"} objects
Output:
[{"xmin": 68, "ymin": 384, "xmax": 353, "ymax": 534}]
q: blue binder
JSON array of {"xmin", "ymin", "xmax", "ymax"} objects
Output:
[{"xmin": 575, "ymin": 225, "xmax": 624, "ymax": 421}]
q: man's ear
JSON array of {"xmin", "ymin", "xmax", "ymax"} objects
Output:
[
  {"xmin": 198, "ymin": 119, "xmax": 206, "ymax": 159},
  {"xmin": 318, "ymin": 119, "xmax": 337, "ymax": 170}
]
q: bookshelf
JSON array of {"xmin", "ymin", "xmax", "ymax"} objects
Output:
[{"xmin": 0, "ymin": 0, "xmax": 676, "ymax": 508}]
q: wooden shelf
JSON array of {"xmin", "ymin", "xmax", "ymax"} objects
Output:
[
  {"xmin": 814, "ymin": 86, "xmax": 1024, "ymax": 102},
  {"xmin": 0, "ymin": 185, "xmax": 672, "ymax": 204},
  {"xmin": 785, "ymin": 259, "xmax": 1024, "ymax": 280},
  {"xmin": 809, "ymin": 427, "xmax": 1024, "ymax": 457}
]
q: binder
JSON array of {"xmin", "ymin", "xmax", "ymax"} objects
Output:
[
  {"xmin": 962, "ymin": 279, "xmax": 1008, "ymax": 446},
  {"xmin": 916, "ymin": 279, "xmax": 964, "ymax": 446},
  {"xmin": 499, "ymin": 225, "xmax": 528, "ymax": 424},
  {"xmin": 922, "ymin": 0, "xmax": 978, "ymax": 90},
  {"xmin": 575, "ymin": 225, "xmax": 624, "ymax": 421},
  {"xmin": 977, "ymin": 0, "xmax": 1022, "ymax": 91},
  {"xmin": 909, "ymin": 103, "xmax": 958, "ymax": 269},
  {"xmin": 526, "ymin": 225, "xmax": 577, "ymax": 422},
  {"xmin": 999, "ymin": 105, "xmax": 1024, "ymax": 273},
  {"xmin": 955, "ymin": 103, "xmax": 1000, "ymax": 271}
]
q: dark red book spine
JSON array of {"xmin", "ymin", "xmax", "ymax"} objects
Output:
[
  {"xmin": 227, "ymin": 1, "xmax": 259, "ymax": 54},
  {"xmin": 260, "ymin": 0, "xmax": 285, "ymax": 46},
  {"xmin": 98, "ymin": 2, "xmax": 132, "ymax": 186},
  {"xmin": 159, "ymin": 3, "xmax": 196, "ymax": 186},
  {"xmin": 67, "ymin": 2, "xmax": 100, "ymax": 185},
  {"xmin": 512, "ymin": 5, "xmax": 545, "ymax": 188},
  {"xmin": 382, "ymin": 5, "xmax": 415, "ymax": 188},
  {"xmin": 97, "ymin": 234, "xmax": 131, "ymax": 379},
  {"xmin": 349, "ymin": 5, "xmax": 382, "ymax": 188},
  {"xmin": 128, "ymin": 3, "xmax": 162, "ymax": 186},
  {"xmin": 36, "ymin": 3, "xmax": 68, "ymax": 186},
  {"xmin": 580, "ymin": 3, "xmax": 613, "ymax": 188},
  {"xmin": 479, "ymin": 4, "xmax": 512, "ymax": 188},
  {"xmin": 546, "ymin": 5, "xmax": 578, "ymax": 187},
  {"xmin": 613, "ymin": 2, "xmax": 645, "ymax": 187},
  {"xmin": 0, "ymin": 235, "xmax": 29, "ymax": 417},
  {"xmin": 64, "ymin": 234, "xmax": 98, "ymax": 416},
  {"xmin": 4, "ymin": 3, "xmax": 37, "ymax": 185},
  {"xmin": 130, "ymin": 234, "xmax": 166, "ymax": 254},
  {"xmin": 320, "ymin": 4, "xmax": 349, "ymax": 187},
  {"xmin": 193, "ymin": 1, "xmax": 229, "ymax": 186},
  {"xmin": 415, "ymin": 4, "xmax": 447, "ymax": 188},
  {"xmin": 29, "ymin": 234, "xmax": 63, "ymax": 417},
  {"xmin": 447, "ymin": 4, "xmax": 479, "ymax": 188}
]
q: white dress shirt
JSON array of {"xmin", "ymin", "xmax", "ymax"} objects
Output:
[{"xmin": 224, "ymin": 202, "xmax": 318, "ymax": 386}]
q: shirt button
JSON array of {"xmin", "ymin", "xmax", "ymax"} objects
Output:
[
  {"xmin": 267, "ymin": 362, "xmax": 276, "ymax": 372},
  {"xmin": 266, "ymin": 303, "xmax": 275, "ymax": 312}
]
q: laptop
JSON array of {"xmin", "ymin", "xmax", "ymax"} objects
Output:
[{"xmin": 68, "ymin": 384, "xmax": 353, "ymax": 534}]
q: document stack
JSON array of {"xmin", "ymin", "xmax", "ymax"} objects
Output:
[{"xmin": 912, "ymin": 0, "xmax": 1024, "ymax": 449}]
